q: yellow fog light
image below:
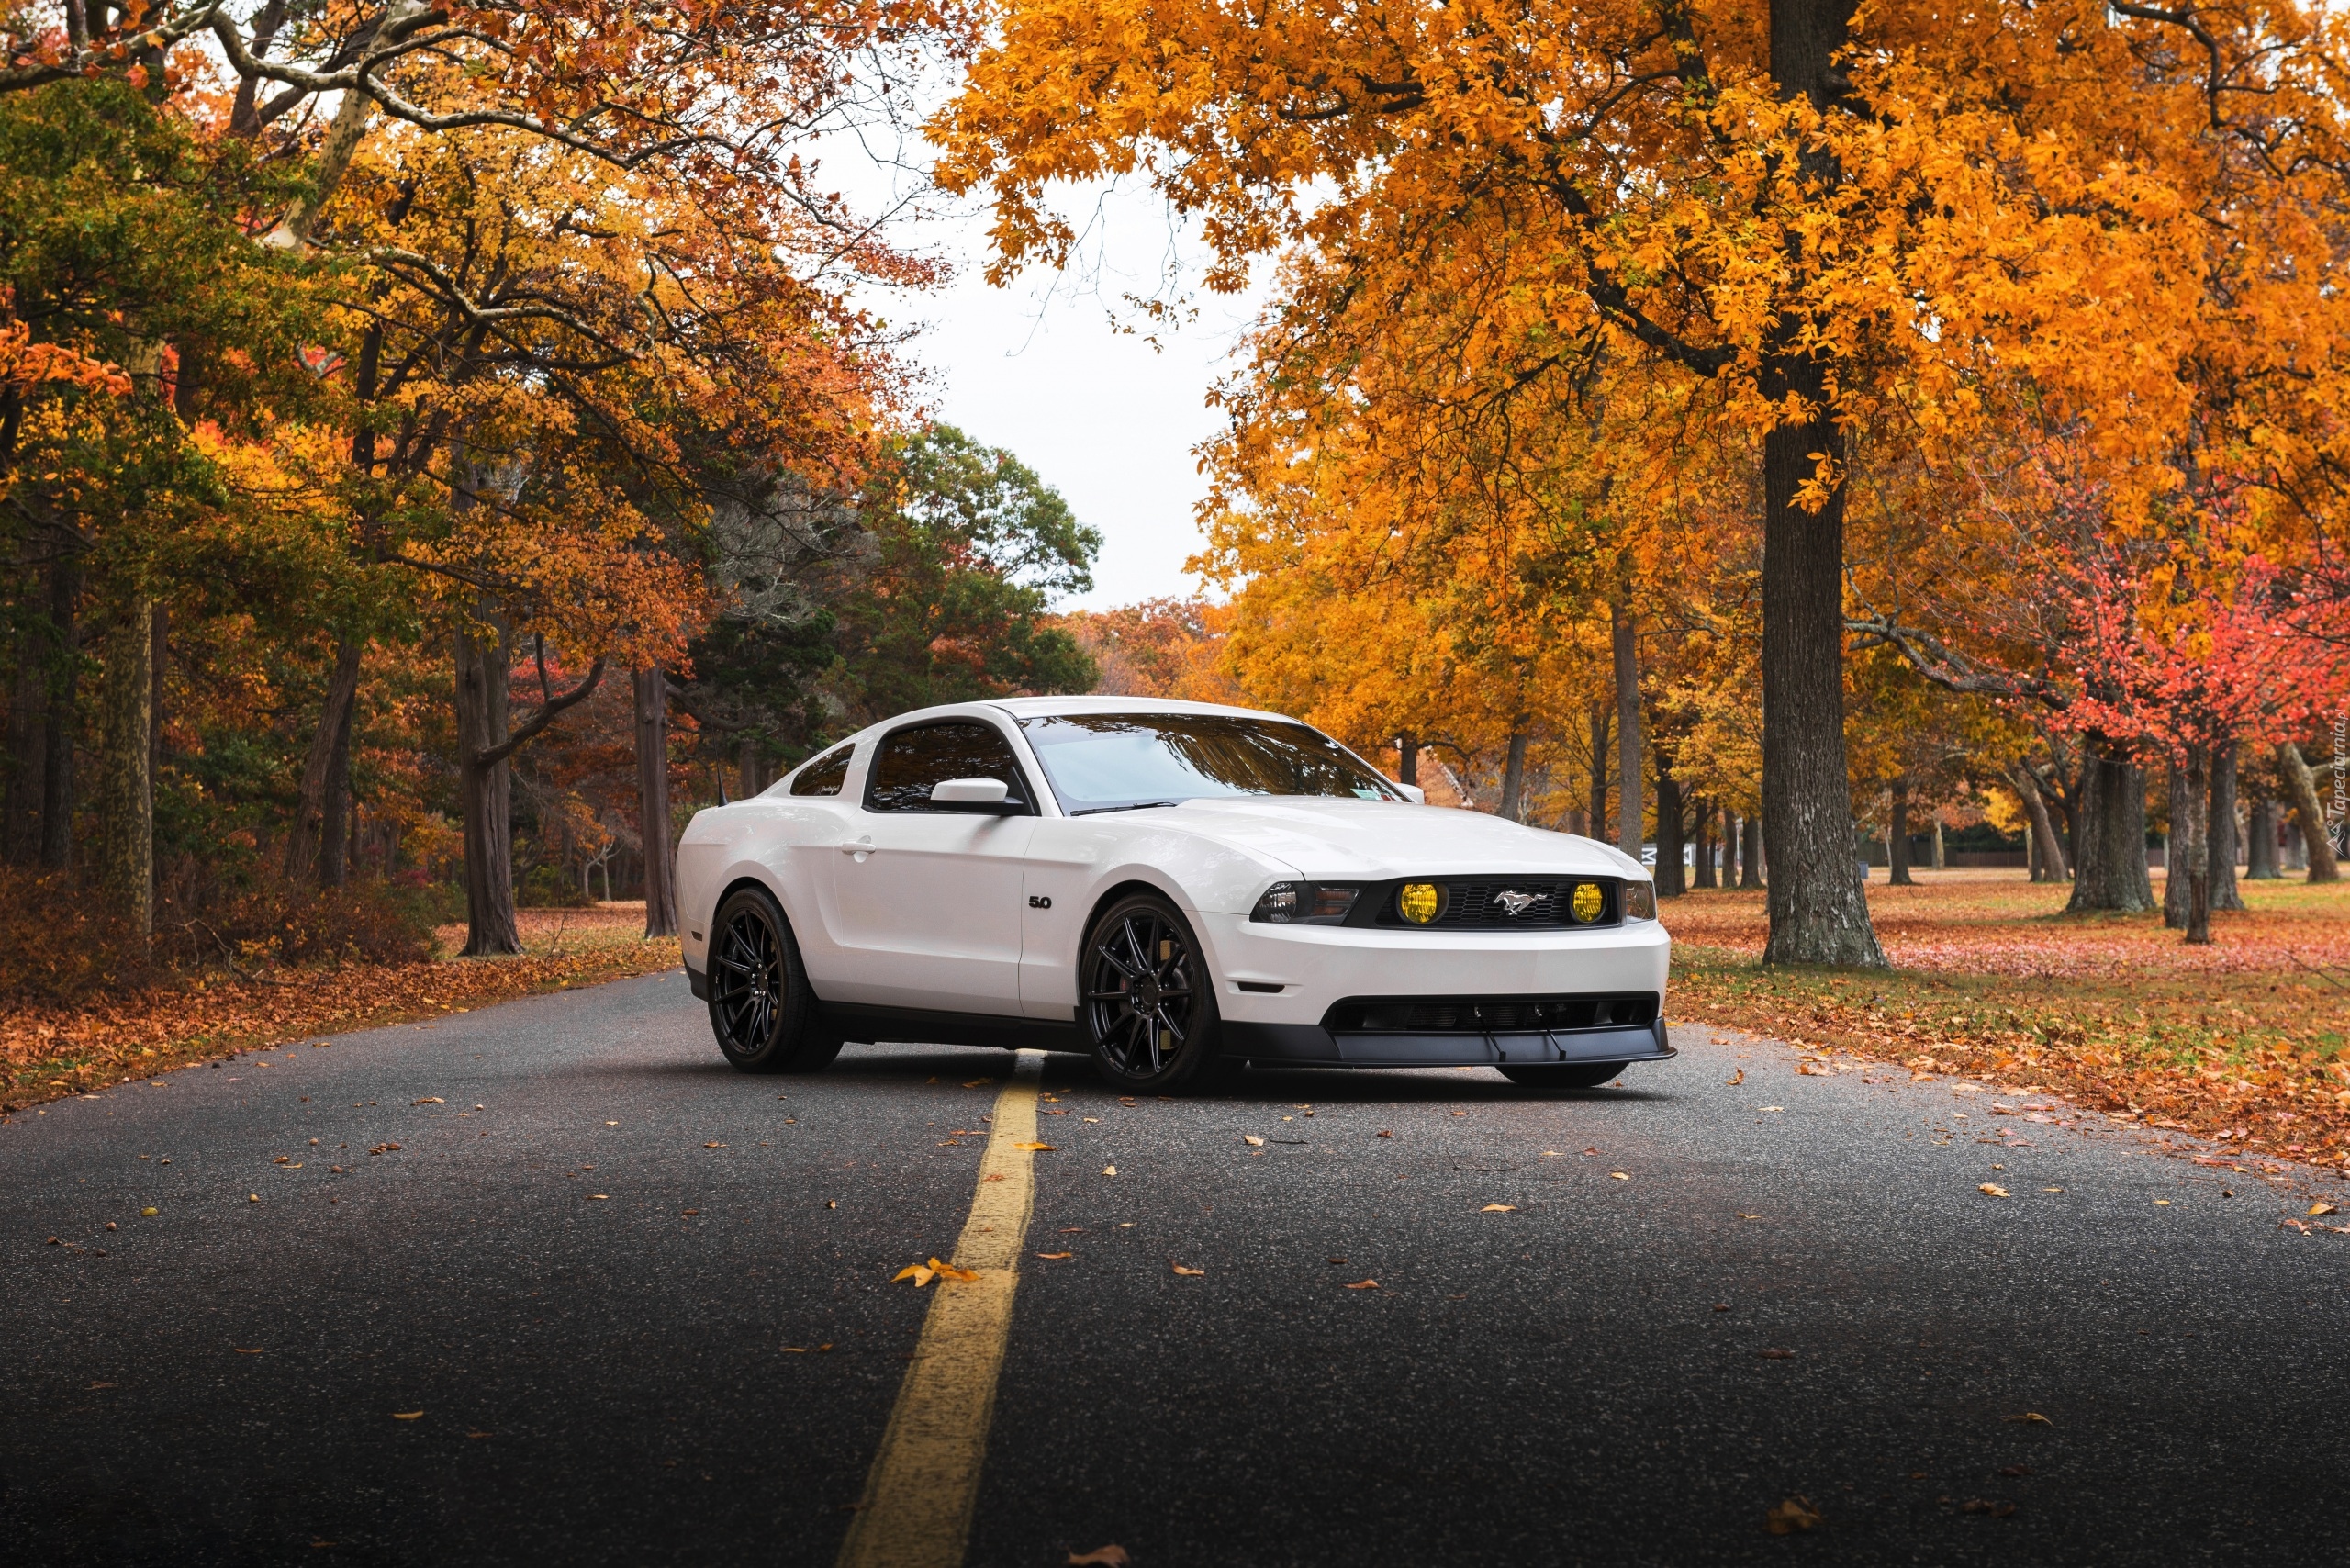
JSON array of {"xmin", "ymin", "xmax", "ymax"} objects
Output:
[
  {"xmin": 1570, "ymin": 882, "xmax": 1605, "ymax": 923},
  {"xmin": 1397, "ymin": 883, "xmax": 1442, "ymax": 924}
]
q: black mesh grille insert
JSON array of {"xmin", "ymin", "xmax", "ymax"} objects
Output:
[
  {"xmin": 1371, "ymin": 878, "xmax": 1618, "ymax": 929},
  {"xmin": 1324, "ymin": 994, "xmax": 1658, "ymax": 1034}
]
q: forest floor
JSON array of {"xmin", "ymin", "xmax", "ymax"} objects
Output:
[
  {"xmin": 0, "ymin": 904, "xmax": 678, "ymax": 1114},
  {"xmin": 1671, "ymin": 869, "xmax": 2350, "ymax": 1170}
]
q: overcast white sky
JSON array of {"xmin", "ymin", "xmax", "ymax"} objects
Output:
[{"xmin": 828, "ymin": 112, "xmax": 1268, "ymax": 611}]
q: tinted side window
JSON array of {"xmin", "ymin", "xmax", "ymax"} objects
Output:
[
  {"xmin": 867, "ymin": 723, "xmax": 1027, "ymax": 812},
  {"xmin": 789, "ymin": 744, "xmax": 854, "ymax": 798}
]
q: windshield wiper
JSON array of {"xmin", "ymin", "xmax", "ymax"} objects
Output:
[{"xmin": 1070, "ymin": 801, "xmax": 1183, "ymax": 816}]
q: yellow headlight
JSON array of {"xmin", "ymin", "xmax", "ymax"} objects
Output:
[
  {"xmin": 1570, "ymin": 882, "xmax": 1605, "ymax": 923},
  {"xmin": 1397, "ymin": 882, "xmax": 1441, "ymax": 924}
]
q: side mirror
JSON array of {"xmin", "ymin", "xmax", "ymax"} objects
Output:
[
  {"xmin": 1393, "ymin": 782, "xmax": 1427, "ymax": 805},
  {"xmin": 931, "ymin": 777, "xmax": 1014, "ymax": 812}
]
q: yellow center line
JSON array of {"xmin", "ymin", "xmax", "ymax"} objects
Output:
[{"xmin": 835, "ymin": 1048, "xmax": 1044, "ymax": 1568}]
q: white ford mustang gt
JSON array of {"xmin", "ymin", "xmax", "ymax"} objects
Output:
[{"xmin": 675, "ymin": 697, "xmax": 1673, "ymax": 1092}]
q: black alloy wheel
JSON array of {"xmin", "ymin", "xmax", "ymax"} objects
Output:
[
  {"xmin": 1080, "ymin": 892, "xmax": 1226, "ymax": 1091},
  {"xmin": 706, "ymin": 887, "xmax": 842, "ymax": 1074},
  {"xmin": 1497, "ymin": 1060, "xmax": 1629, "ymax": 1090}
]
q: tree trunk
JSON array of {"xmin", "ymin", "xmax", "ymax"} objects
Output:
[
  {"xmin": 2020, "ymin": 762, "xmax": 2071, "ymax": 880},
  {"xmin": 37, "ymin": 554, "xmax": 80, "ymax": 869},
  {"xmin": 2245, "ymin": 786, "xmax": 2279, "ymax": 879},
  {"xmin": 2065, "ymin": 746, "xmax": 2154, "ymax": 912},
  {"xmin": 2163, "ymin": 762, "xmax": 2191, "ymax": 929},
  {"xmin": 2208, "ymin": 741, "xmax": 2241, "ymax": 912},
  {"xmin": 1613, "ymin": 600, "xmax": 1642, "ymax": 853},
  {"xmin": 454, "ymin": 621, "xmax": 520, "ymax": 956},
  {"xmin": 1498, "ymin": 730, "xmax": 1529, "ymax": 823},
  {"xmin": 1654, "ymin": 765, "xmax": 1686, "ymax": 897},
  {"xmin": 2181, "ymin": 745, "xmax": 2211, "ymax": 945},
  {"xmin": 96, "ymin": 601, "xmax": 154, "ymax": 936},
  {"xmin": 285, "ymin": 636, "xmax": 364, "ymax": 885},
  {"xmin": 1398, "ymin": 734, "xmax": 1418, "ymax": 787},
  {"xmin": 1756, "ymin": 0, "xmax": 1882, "ymax": 965},
  {"xmin": 1693, "ymin": 798, "xmax": 1716, "ymax": 889},
  {"xmin": 1740, "ymin": 813, "xmax": 1762, "ymax": 887},
  {"xmin": 150, "ymin": 600, "xmax": 168, "ymax": 791},
  {"xmin": 738, "ymin": 734, "xmax": 762, "ymax": 801},
  {"xmin": 4, "ymin": 570, "xmax": 57, "ymax": 866},
  {"xmin": 320, "ymin": 675, "xmax": 357, "ymax": 890},
  {"xmin": 2276, "ymin": 742, "xmax": 2339, "ymax": 883},
  {"xmin": 636, "ymin": 666, "xmax": 678, "ymax": 938},
  {"xmin": 1585, "ymin": 703, "xmax": 1610, "ymax": 834},
  {"xmin": 1888, "ymin": 777, "xmax": 1913, "ymax": 885}
]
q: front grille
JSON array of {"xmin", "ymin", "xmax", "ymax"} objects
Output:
[
  {"xmin": 1371, "ymin": 877, "xmax": 1618, "ymax": 929},
  {"xmin": 1324, "ymin": 993, "xmax": 1658, "ymax": 1035}
]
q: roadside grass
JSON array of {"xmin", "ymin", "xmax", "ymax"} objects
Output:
[
  {"xmin": 1669, "ymin": 871, "xmax": 2350, "ymax": 1169},
  {"xmin": 2, "ymin": 905, "xmax": 678, "ymax": 1114}
]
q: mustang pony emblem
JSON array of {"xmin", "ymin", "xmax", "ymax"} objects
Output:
[{"xmin": 1494, "ymin": 890, "xmax": 1539, "ymax": 917}]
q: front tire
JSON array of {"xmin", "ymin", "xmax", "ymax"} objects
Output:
[
  {"xmin": 1498, "ymin": 1061, "xmax": 1628, "ymax": 1090},
  {"xmin": 1080, "ymin": 892, "xmax": 1225, "ymax": 1092},
  {"xmin": 706, "ymin": 887, "xmax": 841, "ymax": 1074}
]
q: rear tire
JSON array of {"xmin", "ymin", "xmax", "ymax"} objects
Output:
[
  {"xmin": 1080, "ymin": 892, "xmax": 1225, "ymax": 1092},
  {"xmin": 1498, "ymin": 1060, "xmax": 1628, "ymax": 1090},
  {"xmin": 706, "ymin": 886, "xmax": 842, "ymax": 1074}
]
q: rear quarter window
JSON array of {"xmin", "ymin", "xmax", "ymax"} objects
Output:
[{"xmin": 789, "ymin": 744, "xmax": 854, "ymax": 798}]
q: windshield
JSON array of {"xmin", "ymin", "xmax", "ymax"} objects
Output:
[{"xmin": 1017, "ymin": 712, "xmax": 1400, "ymax": 813}]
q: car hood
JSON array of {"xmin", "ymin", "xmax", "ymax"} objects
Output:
[{"xmin": 1149, "ymin": 797, "xmax": 1646, "ymax": 879}]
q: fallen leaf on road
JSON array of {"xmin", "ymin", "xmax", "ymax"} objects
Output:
[
  {"xmin": 1609, "ymin": 1172, "xmax": 1630, "ymax": 1181},
  {"xmin": 140, "ymin": 1207, "xmax": 157, "ymax": 1216},
  {"xmin": 1796, "ymin": 1064, "xmax": 1827, "ymax": 1076},
  {"xmin": 682, "ymin": 1209, "xmax": 699, "ymax": 1216},
  {"xmin": 1035, "ymin": 1251, "xmax": 1073, "ymax": 1260},
  {"xmin": 413, "ymin": 1098, "xmax": 443, "ymax": 1105},
  {"xmin": 1171, "ymin": 1263, "xmax": 1204, "ymax": 1276},
  {"xmin": 704, "ymin": 1141, "xmax": 725, "ymax": 1148},
  {"xmin": 605, "ymin": 1121, "xmax": 618, "ymax": 1126},
  {"xmin": 1242, "ymin": 1135, "xmax": 1265, "ymax": 1147},
  {"xmin": 1102, "ymin": 1166, "xmax": 1117, "ymax": 1176},
  {"xmin": 274, "ymin": 1155, "xmax": 290, "ymax": 1164},
  {"xmin": 588, "ymin": 1194, "xmax": 610, "ymax": 1201},
  {"xmin": 233, "ymin": 1347, "xmax": 263, "ymax": 1354},
  {"xmin": 1764, "ymin": 1496, "xmax": 1821, "ymax": 1534},
  {"xmin": 1713, "ymin": 1304, "xmax": 1730, "ymax": 1312},
  {"xmin": 1378, "ymin": 1130, "xmax": 1393, "ymax": 1138},
  {"xmin": 1043, "ymin": 1108, "xmax": 1068, "ymax": 1115},
  {"xmin": 247, "ymin": 1193, "xmax": 260, "ymax": 1203},
  {"xmin": 1737, "ymin": 1212, "xmax": 1762, "ymax": 1220},
  {"xmin": 949, "ymin": 1130, "xmax": 985, "ymax": 1137},
  {"xmin": 1013, "ymin": 1142, "xmax": 1056, "ymax": 1152},
  {"xmin": 392, "ymin": 1411, "xmax": 423, "ymax": 1421},
  {"xmin": 983, "ymin": 1172, "xmax": 1008, "ymax": 1182},
  {"xmin": 2004, "ymin": 1411, "xmax": 2053, "ymax": 1425},
  {"xmin": 2154, "ymin": 1199, "xmax": 2171, "ymax": 1205},
  {"xmin": 369, "ymin": 1143, "xmax": 400, "ymax": 1155},
  {"xmin": 1759, "ymin": 1106, "xmax": 1785, "ymax": 1114},
  {"xmin": 2310, "ymin": 1203, "xmax": 2339, "ymax": 1216},
  {"xmin": 1999, "ymin": 1465, "xmax": 2032, "ymax": 1477},
  {"xmin": 1962, "ymin": 1499, "xmax": 2018, "ymax": 1518},
  {"xmin": 826, "ymin": 1200, "xmax": 837, "ymax": 1209},
  {"xmin": 1067, "ymin": 1548, "xmax": 1129, "ymax": 1567},
  {"xmin": 783, "ymin": 1347, "xmax": 808, "ymax": 1353},
  {"xmin": 962, "ymin": 1079, "xmax": 993, "ymax": 1089},
  {"xmin": 1979, "ymin": 1184, "xmax": 2010, "ymax": 1198},
  {"xmin": 88, "ymin": 1382, "xmax": 116, "ymax": 1389},
  {"xmin": 1759, "ymin": 1349, "xmax": 1796, "ymax": 1359},
  {"xmin": 1343, "ymin": 1279, "xmax": 1380, "ymax": 1290},
  {"xmin": 1726, "ymin": 1069, "xmax": 1744, "ymax": 1085},
  {"xmin": 1481, "ymin": 1204, "xmax": 1516, "ymax": 1213}
]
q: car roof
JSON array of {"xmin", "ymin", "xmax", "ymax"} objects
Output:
[{"xmin": 981, "ymin": 695, "xmax": 1293, "ymax": 722}]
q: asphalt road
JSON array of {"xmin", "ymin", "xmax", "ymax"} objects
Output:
[{"xmin": 6, "ymin": 970, "xmax": 2347, "ymax": 1567}]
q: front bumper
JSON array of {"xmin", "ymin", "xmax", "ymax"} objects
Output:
[
  {"xmin": 1222, "ymin": 1014, "xmax": 1674, "ymax": 1069},
  {"xmin": 1196, "ymin": 911, "xmax": 1674, "ymax": 1069}
]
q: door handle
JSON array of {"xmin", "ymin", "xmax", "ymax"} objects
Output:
[{"xmin": 841, "ymin": 835, "xmax": 875, "ymax": 859}]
